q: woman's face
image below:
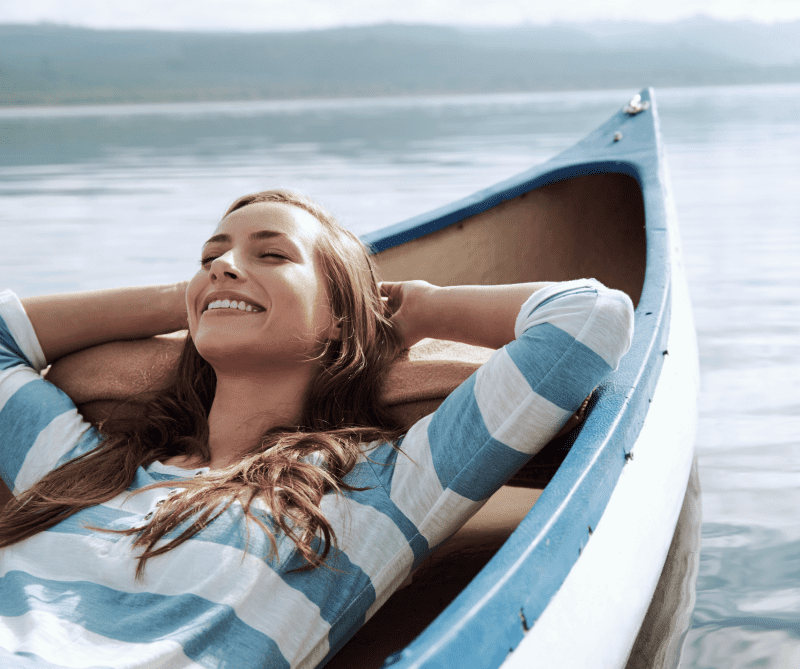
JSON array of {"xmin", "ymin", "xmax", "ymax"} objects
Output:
[{"xmin": 186, "ymin": 202, "xmax": 341, "ymax": 373}]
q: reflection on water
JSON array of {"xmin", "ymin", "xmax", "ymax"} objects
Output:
[
  {"xmin": 661, "ymin": 85, "xmax": 800, "ymax": 668},
  {"xmin": 687, "ymin": 522, "xmax": 800, "ymax": 666},
  {"xmin": 2, "ymin": 84, "xmax": 800, "ymax": 667},
  {"xmin": 627, "ymin": 461, "xmax": 702, "ymax": 669}
]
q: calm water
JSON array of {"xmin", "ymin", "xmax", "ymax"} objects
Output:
[{"xmin": 2, "ymin": 84, "xmax": 800, "ymax": 667}]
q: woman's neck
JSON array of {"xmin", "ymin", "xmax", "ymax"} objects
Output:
[{"xmin": 201, "ymin": 365, "xmax": 317, "ymax": 469}]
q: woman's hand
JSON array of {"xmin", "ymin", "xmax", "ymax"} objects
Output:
[{"xmin": 380, "ymin": 280, "xmax": 438, "ymax": 350}]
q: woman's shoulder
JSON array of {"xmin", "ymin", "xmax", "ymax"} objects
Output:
[
  {"xmin": 0, "ymin": 289, "xmax": 48, "ymax": 373},
  {"xmin": 0, "ymin": 290, "xmax": 100, "ymax": 493}
]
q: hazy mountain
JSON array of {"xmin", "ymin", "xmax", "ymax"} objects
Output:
[{"xmin": 1, "ymin": 19, "xmax": 798, "ymax": 105}]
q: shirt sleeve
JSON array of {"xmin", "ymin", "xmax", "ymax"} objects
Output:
[
  {"xmin": 0, "ymin": 290, "xmax": 97, "ymax": 493},
  {"xmin": 380, "ymin": 279, "xmax": 634, "ymax": 549}
]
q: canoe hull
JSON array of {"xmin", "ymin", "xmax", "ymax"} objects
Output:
[
  {"xmin": 356, "ymin": 88, "xmax": 699, "ymax": 669},
  {"xmin": 501, "ymin": 157, "xmax": 699, "ymax": 666}
]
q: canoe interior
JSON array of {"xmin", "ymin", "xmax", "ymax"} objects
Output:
[
  {"xmin": 0, "ymin": 171, "xmax": 647, "ymax": 666},
  {"xmin": 328, "ymin": 171, "xmax": 646, "ymax": 667},
  {"xmin": 373, "ymin": 172, "xmax": 646, "ymax": 307}
]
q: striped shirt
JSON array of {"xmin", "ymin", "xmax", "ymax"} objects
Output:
[{"xmin": 0, "ymin": 280, "xmax": 633, "ymax": 669}]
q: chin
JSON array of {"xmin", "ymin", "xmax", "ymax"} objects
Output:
[{"xmin": 192, "ymin": 330, "xmax": 253, "ymax": 366}]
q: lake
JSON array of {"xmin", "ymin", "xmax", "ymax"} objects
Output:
[{"xmin": 2, "ymin": 83, "xmax": 800, "ymax": 667}]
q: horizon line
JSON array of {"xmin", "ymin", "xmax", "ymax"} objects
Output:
[{"xmin": 2, "ymin": 14, "xmax": 800, "ymax": 35}]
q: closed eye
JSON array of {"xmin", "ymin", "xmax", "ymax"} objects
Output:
[{"xmin": 198, "ymin": 250, "xmax": 289, "ymax": 266}]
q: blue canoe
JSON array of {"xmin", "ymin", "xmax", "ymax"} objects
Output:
[{"xmin": 329, "ymin": 88, "xmax": 700, "ymax": 668}]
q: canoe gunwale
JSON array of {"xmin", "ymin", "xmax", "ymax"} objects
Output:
[{"xmin": 356, "ymin": 89, "xmax": 680, "ymax": 669}]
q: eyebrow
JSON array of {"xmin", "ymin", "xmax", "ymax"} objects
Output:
[{"xmin": 203, "ymin": 230, "xmax": 292, "ymax": 246}]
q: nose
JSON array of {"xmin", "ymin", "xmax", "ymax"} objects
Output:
[{"xmin": 209, "ymin": 251, "xmax": 244, "ymax": 282}]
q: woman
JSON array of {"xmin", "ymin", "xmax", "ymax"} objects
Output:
[{"xmin": 0, "ymin": 190, "xmax": 634, "ymax": 668}]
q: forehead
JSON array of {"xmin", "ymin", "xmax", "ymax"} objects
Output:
[{"xmin": 212, "ymin": 202, "xmax": 323, "ymax": 252}]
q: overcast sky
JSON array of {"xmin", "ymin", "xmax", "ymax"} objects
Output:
[{"xmin": 1, "ymin": 0, "xmax": 798, "ymax": 31}]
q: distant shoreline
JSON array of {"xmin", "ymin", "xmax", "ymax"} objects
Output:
[{"xmin": 2, "ymin": 21, "xmax": 799, "ymax": 108}]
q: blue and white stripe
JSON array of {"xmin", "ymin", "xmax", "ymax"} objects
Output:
[{"xmin": 0, "ymin": 280, "xmax": 633, "ymax": 668}]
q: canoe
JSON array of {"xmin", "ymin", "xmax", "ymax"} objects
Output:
[
  {"xmin": 0, "ymin": 87, "xmax": 699, "ymax": 668},
  {"xmin": 329, "ymin": 88, "xmax": 700, "ymax": 668}
]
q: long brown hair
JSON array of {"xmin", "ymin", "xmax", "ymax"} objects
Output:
[{"xmin": 0, "ymin": 190, "xmax": 406, "ymax": 578}]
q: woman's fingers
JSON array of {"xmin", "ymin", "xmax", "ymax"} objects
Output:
[
  {"xmin": 379, "ymin": 282, "xmax": 404, "ymax": 314},
  {"xmin": 379, "ymin": 282, "xmax": 400, "ymax": 298}
]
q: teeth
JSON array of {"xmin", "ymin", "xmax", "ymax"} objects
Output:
[{"xmin": 205, "ymin": 299, "xmax": 260, "ymax": 312}]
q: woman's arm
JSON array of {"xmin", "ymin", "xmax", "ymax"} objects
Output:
[
  {"xmin": 44, "ymin": 333, "xmax": 185, "ymax": 406},
  {"xmin": 21, "ymin": 282, "xmax": 188, "ymax": 365},
  {"xmin": 374, "ymin": 278, "xmax": 634, "ymax": 551},
  {"xmin": 381, "ymin": 280, "xmax": 553, "ymax": 350}
]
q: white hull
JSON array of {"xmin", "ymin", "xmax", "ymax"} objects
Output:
[{"xmin": 502, "ymin": 164, "xmax": 699, "ymax": 669}]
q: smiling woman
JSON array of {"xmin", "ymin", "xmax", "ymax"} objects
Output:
[
  {"xmin": 0, "ymin": 189, "xmax": 633, "ymax": 669},
  {"xmin": 187, "ymin": 200, "xmax": 344, "ymax": 427}
]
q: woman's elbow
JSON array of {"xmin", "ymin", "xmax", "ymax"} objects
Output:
[{"xmin": 594, "ymin": 287, "xmax": 635, "ymax": 370}]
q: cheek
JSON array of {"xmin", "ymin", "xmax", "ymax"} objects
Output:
[
  {"xmin": 306, "ymin": 279, "xmax": 335, "ymax": 329},
  {"xmin": 282, "ymin": 268, "xmax": 327, "ymax": 316},
  {"xmin": 186, "ymin": 271, "xmax": 206, "ymax": 336}
]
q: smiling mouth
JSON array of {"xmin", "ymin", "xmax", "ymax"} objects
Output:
[{"xmin": 203, "ymin": 299, "xmax": 264, "ymax": 313}]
